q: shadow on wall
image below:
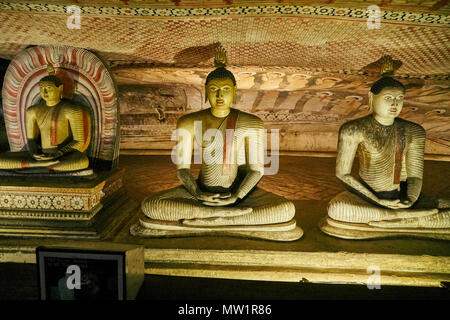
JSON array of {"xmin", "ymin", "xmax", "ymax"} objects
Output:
[
  {"xmin": 173, "ymin": 43, "xmax": 219, "ymax": 66},
  {"xmin": 0, "ymin": 59, "xmax": 10, "ymax": 151}
]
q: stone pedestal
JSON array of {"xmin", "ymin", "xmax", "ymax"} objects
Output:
[{"xmin": 0, "ymin": 169, "xmax": 136, "ymax": 239}]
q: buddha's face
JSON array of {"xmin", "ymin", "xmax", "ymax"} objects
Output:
[
  {"xmin": 206, "ymin": 78, "xmax": 235, "ymax": 110},
  {"xmin": 39, "ymin": 81, "xmax": 63, "ymax": 105},
  {"xmin": 371, "ymin": 87, "xmax": 405, "ymax": 119}
]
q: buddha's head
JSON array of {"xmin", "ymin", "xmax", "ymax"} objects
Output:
[
  {"xmin": 205, "ymin": 45, "xmax": 236, "ymax": 116},
  {"xmin": 205, "ymin": 67, "xmax": 236, "ymax": 111},
  {"xmin": 368, "ymin": 55, "xmax": 405, "ymax": 122},
  {"xmin": 369, "ymin": 77, "xmax": 405, "ymax": 120},
  {"xmin": 39, "ymin": 65, "xmax": 63, "ymax": 106}
]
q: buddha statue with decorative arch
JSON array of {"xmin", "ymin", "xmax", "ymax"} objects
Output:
[
  {"xmin": 0, "ymin": 45, "xmax": 125, "ymax": 239},
  {"xmin": 0, "ymin": 64, "xmax": 91, "ymax": 173}
]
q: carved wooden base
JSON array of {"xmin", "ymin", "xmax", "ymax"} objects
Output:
[
  {"xmin": 0, "ymin": 169, "xmax": 136, "ymax": 239},
  {"xmin": 319, "ymin": 216, "xmax": 450, "ymax": 241},
  {"xmin": 130, "ymin": 215, "xmax": 303, "ymax": 241}
]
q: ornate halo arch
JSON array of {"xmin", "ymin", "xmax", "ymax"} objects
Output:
[{"xmin": 1, "ymin": 45, "xmax": 119, "ymax": 170}]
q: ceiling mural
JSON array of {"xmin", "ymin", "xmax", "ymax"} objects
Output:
[{"xmin": 0, "ymin": 1, "xmax": 448, "ymax": 75}]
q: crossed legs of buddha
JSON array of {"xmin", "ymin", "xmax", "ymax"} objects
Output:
[
  {"xmin": 141, "ymin": 186, "xmax": 296, "ymax": 227},
  {"xmin": 322, "ymin": 191, "xmax": 450, "ymax": 237}
]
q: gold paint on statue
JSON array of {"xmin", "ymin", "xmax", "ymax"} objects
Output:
[{"xmin": 0, "ymin": 64, "xmax": 91, "ymax": 172}]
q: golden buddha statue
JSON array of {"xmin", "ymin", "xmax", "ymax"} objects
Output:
[
  {"xmin": 131, "ymin": 46, "xmax": 303, "ymax": 241},
  {"xmin": 320, "ymin": 56, "xmax": 450, "ymax": 240},
  {"xmin": 0, "ymin": 64, "xmax": 91, "ymax": 172}
]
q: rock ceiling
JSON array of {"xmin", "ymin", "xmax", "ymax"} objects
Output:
[{"xmin": 0, "ymin": 0, "xmax": 448, "ymax": 77}]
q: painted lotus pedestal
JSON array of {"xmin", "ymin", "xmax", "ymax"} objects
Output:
[{"xmin": 0, "ymin": 45, "xmax": 129, "ymax": 239}]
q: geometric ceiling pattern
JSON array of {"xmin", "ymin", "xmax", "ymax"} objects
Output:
[{"xmin": 0, "ymin": 0, "xmax": 449, "ymax": 78}]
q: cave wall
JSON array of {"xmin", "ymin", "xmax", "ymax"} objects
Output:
[{"xmin": 115, "ymin": 67, "xmax": 450, "ymax": 156}]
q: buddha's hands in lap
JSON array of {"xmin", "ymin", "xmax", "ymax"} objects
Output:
[
  {"xmin": 200, "ymin": 193, "xmax": 239, "ymax": 207},
  {"xmin": 196, "ymin": 191, "xmax": 229, "ymax": 203},
  {"xmin": 182, "ymin": 206, "xmax": 253, "ymax": 226},
  {"xmin": 33, "ymin": 155, "xmax": 54, "ymax": 161},
  {"xmin": 183, "ymin": 193, "xmax": 251, "ymax": 225},
  {"xmin": 32, "ymin": 152, "xmax": 61, "ymax": 161},
  {"xmin": 28, "ymin": 158, "xmax": 60, "ymax": 167}
]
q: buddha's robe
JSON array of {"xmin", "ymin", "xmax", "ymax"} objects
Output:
[
  {"xmin": 0, "ymin": 100, "xmax": 91, "ymax": 172},
  {"xmin": 328, "ymin": 115, "xmax": 450, "ymax": 228},
  {"xmin": 141, "ymin": 108, "xmax": 295, "ymax": 226}
]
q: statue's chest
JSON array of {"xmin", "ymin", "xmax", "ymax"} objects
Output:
[
  {"xmin": 360, "ymin": 121, "xmax": 407, "ymax": 156},
  {"xmin": 36, "ymin": 107, "xmax": 69, "ymax": 144},
  {"xmin": 37, "ymin": 107, "xmax": 62, "ymax": 127},
  {"xmin": 360, "ymin": 132, "xmax": 397, "ymax": 156},
  {"xmin": 359, "ymin": 125, "xmax": 408, "ymax": 184},
  {"xmin": 200, "ymin": 117, "xmax": 228, "ymax": 148}
]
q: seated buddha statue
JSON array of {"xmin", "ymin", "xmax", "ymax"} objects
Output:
[
  {"xmin": 131, "ymin": 46, "xmax": 303, "ymax": 241},
  {"xmin": 0, "ymin": 65, "xmax": 91, "ymax": 173},
  {"xmin": 320, "ymin": 56, "xmax": 450, "ymax": 240}
]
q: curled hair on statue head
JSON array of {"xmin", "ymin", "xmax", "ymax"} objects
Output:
[
  {"xmin": 39, "ymin": 75, "xmax": 63, "ymax": 87},
  {"xmin": 370, "ymin": 77, "xmax": 405, "ymax": 94},
  {"xmin": 205, "ymin": 67, "xmax": 236, "ymax": 86}
]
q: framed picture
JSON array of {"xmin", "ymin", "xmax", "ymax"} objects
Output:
[{"xmin": 37, "ymin": 246, "xmax": 134, "ymax": 300}]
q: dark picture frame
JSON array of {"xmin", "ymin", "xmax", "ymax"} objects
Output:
[{"xmin": 36, "ymin": 247, "xmax": 126, "ymax": 300}]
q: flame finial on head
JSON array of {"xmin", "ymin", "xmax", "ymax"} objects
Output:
[
  {"xmin": 380, "ymin": 55, "xmax": 394, "ymax": 77},
  {"xmin": 39, "ymin": 63, "xmax": 63, "ymax": 87},
  {"xmin": 214, "ymin": 44, "xmax": 228, "ymax": 68},
  {"xmin": 46, "ymin": 63, "xmax": 56, "ymax": 76},
  {"xmin": 205, "ymin": 43, "xmax": 236, "ymax": 88}
]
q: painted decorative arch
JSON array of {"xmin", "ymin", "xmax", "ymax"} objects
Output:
[{"xmin": 1, "ymin": 45, "xmax": 119, "ymax": 170}]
